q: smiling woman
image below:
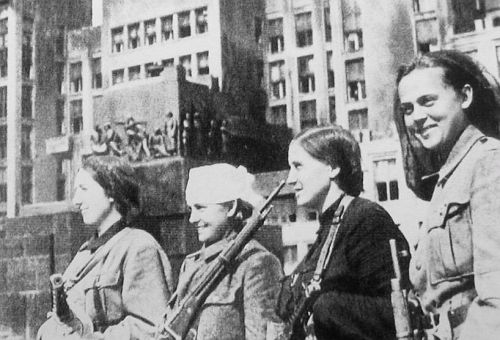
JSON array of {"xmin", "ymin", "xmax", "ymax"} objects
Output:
[
  {"xmin": 37, "ymin": 155, "xmax": 173, "ymax": 340},
  {"xmin": 277, "ymin": 125, "xmax": 410, "ymax": 340},
  {"xmin": 170, "ymin": 163, "xmax": 283, "ymax": 339},
  {"xmin": 394, "ymin": 50, "xmax": 500, "ymax": 340}
]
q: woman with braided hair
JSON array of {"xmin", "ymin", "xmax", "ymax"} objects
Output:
[{"xmin": 37, "ymin": 155, "xmax": 173, "ymax": 339}]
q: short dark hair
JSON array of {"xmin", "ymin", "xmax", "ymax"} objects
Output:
[
  {"xmin": 292, "ymin": 125, "xmax": 363, "ymax": 196},
  {"xmin": 81, "ymin": 155, "xmax": 140, "ymax": 217}
]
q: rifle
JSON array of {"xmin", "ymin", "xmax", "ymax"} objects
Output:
[
  {"xmin": 157, "ymin": 180, "xmax": 286, "ymax": 340},
  {"xmin": 50, "ymin": 274, "xmax": 73, "ymax": 323},
  {"xmin": 390, "ymin": 239, "xmax": 415, "ymax": 340}
]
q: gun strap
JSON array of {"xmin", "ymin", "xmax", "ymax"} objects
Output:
[{"xmin": 310, "ymin": 194, "xmax": 354, "ymax": 286}]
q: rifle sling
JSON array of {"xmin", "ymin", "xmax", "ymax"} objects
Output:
[{"xmin": 310, "ymin": 194, "xmax": 354, "ymax": 287}]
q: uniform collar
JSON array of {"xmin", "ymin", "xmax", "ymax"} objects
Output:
[
  {"xmin": 437, "ymin": 125, "xmax": 486, "ymax": 187},
  {"xmin": 79, "ymin": 219, "xmax": 125, "ymax": 253},
  {"xmin": 187, "ymin": 234, "xmax": 236, "ymax": 262}
]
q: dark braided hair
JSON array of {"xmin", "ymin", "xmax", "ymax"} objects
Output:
[
  {"xmin": 292, "ymin": 125, "xmax": 363, "ymax": 196},
  {"xmin": 81, "ymin": 155, "xmax": 140, "ymax": 217}
]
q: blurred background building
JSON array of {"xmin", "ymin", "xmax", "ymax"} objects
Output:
[{"xmin": 2, "ymin": 0, "xmax": 500, "ymax": 338}]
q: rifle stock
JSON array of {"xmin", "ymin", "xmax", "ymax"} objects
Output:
[
  {"xmin": 157, "ymin": 180, "xmax": 286, "ymax": 340},
  {"xmin": 389, "ymin": 239, "xmax": 414, "ymax": 340}
]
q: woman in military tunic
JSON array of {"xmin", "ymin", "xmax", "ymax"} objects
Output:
[{"xmin": 37, "ymin": 155, "xmax": 173, "ymax": 339}]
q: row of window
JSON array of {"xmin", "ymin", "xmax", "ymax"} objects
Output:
[
  {"xmin": 0, "ymin": 86, "xmax": 32, "ymax": 119},
  {"xmin": 111, "ymin": 7, "xmax": 207, "ymax": 53},
  {"xmin": 69, "ymin": 58, "xmax": 102, "ymax": 94},
  {"xmin": 0, "ymin": 124, "xmax": 32, "ymax": 161},
  {"xmin": 111, "ymin": 52, "xmax": 209, "ymax": 85},
  {"xmin": 268, "ymin": 7, "xmax": 362, "ymax": 55},
  {"xmin": 269, "ymin": 56, "xmax": 364, "ymax": 102}
]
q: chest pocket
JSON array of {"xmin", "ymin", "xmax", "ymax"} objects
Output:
[
  {"xmin": 427, "ymin": 198, "xmax": 473, "ymax": 285},
  {"xmin": 83, "ymin": 271, "xmax": 124, "ymax": 326}
]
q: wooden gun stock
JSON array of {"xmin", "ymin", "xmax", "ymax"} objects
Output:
[
  {"xmin": 390, "ymin": 239, "xmax": 414, "ymax": 340},
  {"xmin": 50, "ymin": 274, "xmax": 73, "ymax": 323},
  {"xmin": 157, "ymin": 180, "xmax": 286, "ymax": 340}
]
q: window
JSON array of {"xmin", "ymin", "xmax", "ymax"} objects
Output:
[
  {"xmin": 254, "ymin": 17, "xmax": 262, "ymax": 43},
  {"xmin": 22, "ymin": 31, "xmax": 32, "ymax": 79},
  {"xmin": 112, "ymin": 69, "xmax": 124, "ymax": 85},
  {"xmin": 0, "ymin": 168, "xmax": 5, "ymax": 203},
  {"xmin": 111, "ymin": 27, "xmax": 124, "ymax": 52},
  {"xmin": 494, "ymin": 17, "xmax": 500, "ymax": 27},
  {"xmin": 269, "ymin": 105, "xmax": 287, "ymax": 125},
  {"xmin": 0, "ymin": 125, "xmax": 5, "ymax": 159},
  {"xmin": 161, "ymin": 15, "xmax": 174, "ymax": 41},
  {"xmin": 178, "ymin": 11, "xmax": 191, "ymax": 38},
  {"xmin": 56, "ymin": 99, "xmax": 65, "ymax": 135},
  {"xmin": 196, "ymin": 7, "xmax": 208, "ymax": 34},
  {"xmin": 327, "ymin": 51, "xmax": 334, "ymax": 88},
  {"xmin": 145, "ymin": 63, "xmax": 162, "ymax": 78},
  {"xmin": 91, "ymin": 58, "xmax": 102, "ymax": 89},
  {"xmin": 256, "ymin": 59, "xmax": 264, "ymax": 87},
  {"xmin": 144, "ymin": 19, "xmax": 156, "ymax": 45},
  {"xmin": 413, "ymin": 0, "xmax": 437, "ymax": 13},
  {"xmin": 416, "ymin": 18, "xmax": 438, "ymax": 54},
  {"xmin": 348, "ymin": 108, "xmax": 369, "ymax": 142},
  {"xmin": 70, "ymin": 100, "xmax": 82, "ymax": 133},
  {"xmin": 70, "ymin": 62, "xmax": 82, "ymax": 93},
  {"xmin": 197, "ymin": 51, "xmax": 209, "ymax": 75},
  {"xmin": 56, "ymin": 159, "xmax": 67, "ymax": 201},
  {"xmin": 21, "ymin": 125, "xmax": 31, "ymax": 160},
  {"xmin": 345, "ymin": 30, "xmax": 363, "ymax": 52},
  {"xmin": 0, "ymin": 18, "xmax": 7, "ymax": 78},
  {"xmin": 180, "ymin": 55, "xmax": 192, "ymax": 77},
  {"xmin": 55, "ymin": 63, "xmax": 64, "ymax": 94},
  {"xmin": 129, "ymin": 65, "xmax": 141, "ymax": 80},
  {"xmin": 346, "ymin": 59, "xmax": 365, "ymax": 102},
  {"xmin": 452, "ymin": 0, "xmax": 483, "ymax": 34},
  {"xmin": 374, "ymin": 159, "xmax": 399, "ymax": 202},
  {"xmin": 329, "ymin": 96, "xmax": 336, "ymax": 123},
  {"xmin": 299, "ymin": 100, "xmax": 316, "ymax": 128},
  {"xmin": 162, "ymin": 58, "xmax": 174, "ymax": 69},
  {"xmin": 268, "ymin": 18, "xmax": 284, "ymax": 53},
  {"xmin": 270, "ymin": 61, "xmax": 286, "ymax": 99},
  {"xmin": 22, "ymin": 86, "xmax": 32, "ymax": 119},
  {"xmin": 21, "ymin": 166, "xmax": 32, "ymax": 204},
  {"xmin": 295, "ymin": 12, "xmax": 313, "ymax": 47},
  {"xmin": 128, "ymin": 23, "xmax": 140, "ymax": 49},
  {"xmin": 324, "ymin": 7, "xmax": 332, "ymax": 42},
  {"xmin": 0, "ymin": 86, "xmax": 6, "ymax": 118},
  {"xmin": 298, "ymin": 55, "xmax": 315, "ymax": 93},
  {"xmin": 55, "ymin": 25, "xmax": 65, "ymax": 56}
]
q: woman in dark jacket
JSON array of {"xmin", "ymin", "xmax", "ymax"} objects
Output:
[
  {"xmin": 37, "ymin": 155, "xmax": 173, "ymax": 340},
  {"xmin": 278, "ymin": 125, "xmax": 410, "ymax": 340}
]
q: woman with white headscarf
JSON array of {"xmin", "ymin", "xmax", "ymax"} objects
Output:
[{"xmin": 171, "ymin": 163, "xmax": 283, "ymax": 340}]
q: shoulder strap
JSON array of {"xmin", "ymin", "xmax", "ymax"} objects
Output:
[{"xmin": 310, "ymin": 194, "xmax": 354, "ymax": 287}]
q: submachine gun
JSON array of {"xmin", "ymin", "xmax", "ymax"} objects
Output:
[{"xmin": 156, "ymin": 180, "xmax": 286, "ymax": 340}]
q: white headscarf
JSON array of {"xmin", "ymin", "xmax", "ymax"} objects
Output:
[{"xmin": 185, "ymin": 163, "xmax": 263, "ymax": 207}]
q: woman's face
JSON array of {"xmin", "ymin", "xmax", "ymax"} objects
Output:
[
  {"xmin": 189, "ymin": 202, "xmax": 232, "ymax": 245},
  {"xmin": 398, "ymin": 67, "xmax": 470, "ymax": 153},
  {"xmin": 287, "ymin": 141, "xmax": 333, "ymax": 210},
  {"xmin": 72, "ymin": 169, "xmax": 113, "ymax": 225}
]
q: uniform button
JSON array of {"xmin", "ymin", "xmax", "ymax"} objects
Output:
[{"xmin": 415, "ymin": 262, "xmax": 422, "ymax": 270}]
